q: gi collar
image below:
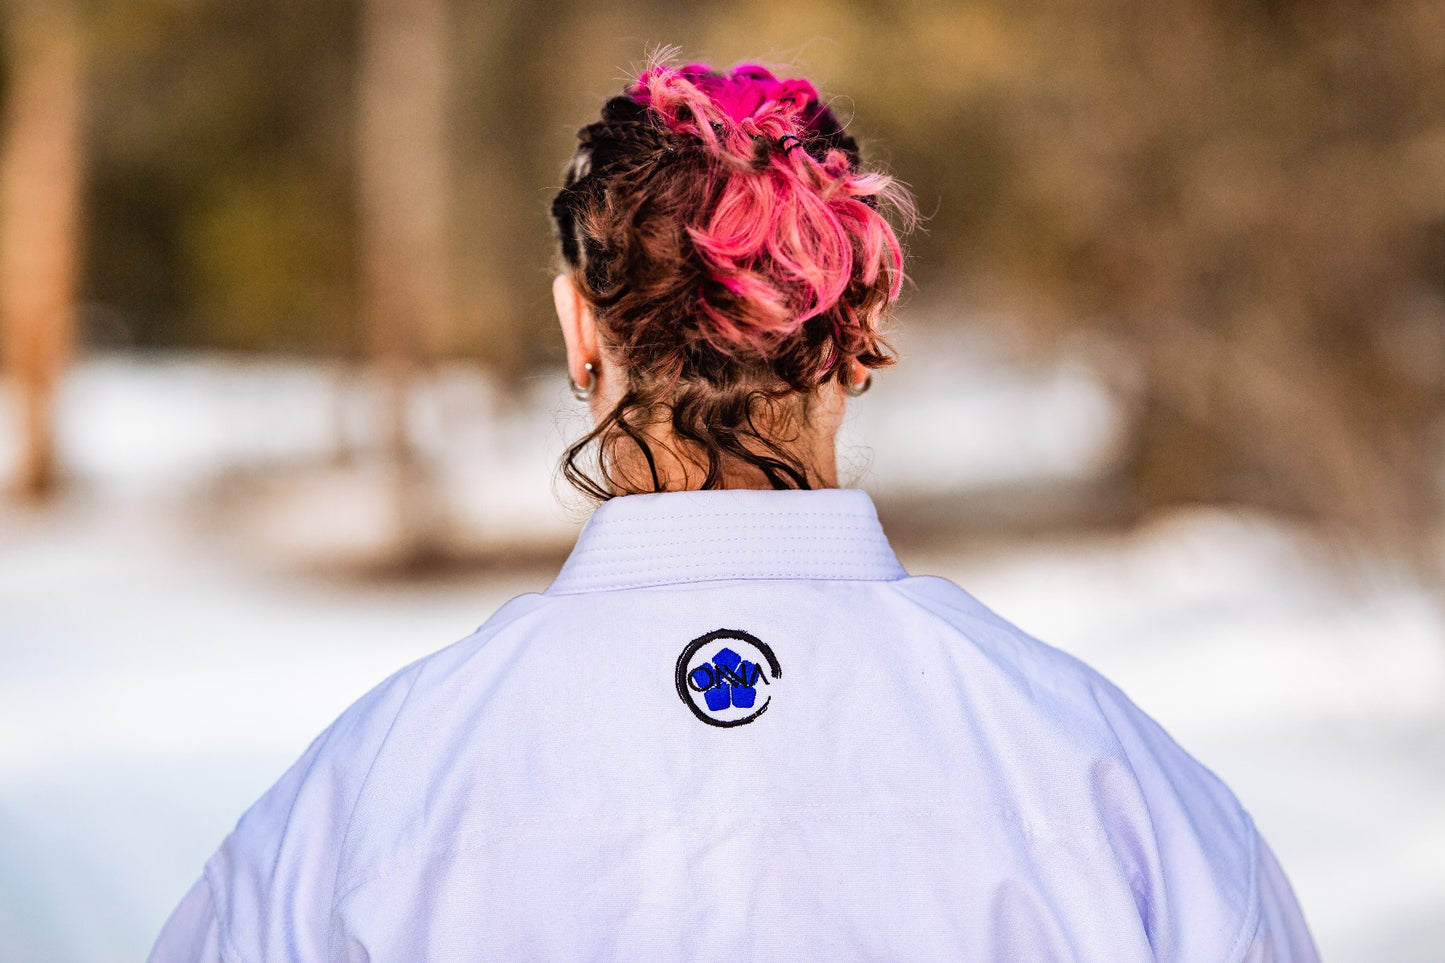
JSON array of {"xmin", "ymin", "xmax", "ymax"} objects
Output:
[{"xmin": 546, "ymin": 488, "xmax": 907, "ymax": 594}]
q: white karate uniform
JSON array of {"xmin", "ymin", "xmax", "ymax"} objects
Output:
[{"xmin": 151, "ymin": 488, "xmax": 1319, "ymax": 961}]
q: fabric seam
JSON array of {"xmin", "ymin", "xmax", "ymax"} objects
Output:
[
  {"xmin": 326, "ymin": 663, "xmax": 426, "ymax": 920},
  {"xmin": 1222, "ymin": 813, "xmax": 1265, "ymax": 963},
  {"xmin": 547, "ymin": 568, "xmax": 907, "ymax": 595}
]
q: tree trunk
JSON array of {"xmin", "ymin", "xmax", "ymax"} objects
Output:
[
  {"xmin": 0, "ymin": 0, "xmax": 84, "ymax": 500},
  {"xmin": 356, "ymin": 0, "xmax": 450, "ymax": 563}
]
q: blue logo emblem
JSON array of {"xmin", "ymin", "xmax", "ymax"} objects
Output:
[{"xmin": 675, "ymin": 629, "xmax": 781, "ymax": 727}]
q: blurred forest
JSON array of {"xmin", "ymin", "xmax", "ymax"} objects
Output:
[{"xmin": 2, "ymin": 0, "xmax": 1444, "ymax": 562}]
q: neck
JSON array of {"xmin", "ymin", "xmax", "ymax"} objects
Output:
[
  {"xmin": 584, "ymin": 364, "xmax": 849, "ymax": 496},
  {"xmin": 605, "ymin": 426, "xmax": 840, "ymax": 494}
]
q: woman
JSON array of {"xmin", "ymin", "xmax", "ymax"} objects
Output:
[{"xmin": 152, "ymin": 61, "xmax": 1319, "ymax": 961}]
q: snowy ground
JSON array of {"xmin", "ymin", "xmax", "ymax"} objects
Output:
[{"xmin": 1, "ymin": 337, "xmax": 1443, "ymax": 961}]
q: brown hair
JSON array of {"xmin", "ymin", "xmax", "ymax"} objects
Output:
[{"xmin": 550, "ymin": 62, "xmax": 913, "ymax": 499}]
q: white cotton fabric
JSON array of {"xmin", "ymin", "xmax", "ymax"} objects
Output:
[{"xmin": 150, "ymin": 488, "xmax": 1319, "ymax": 962}]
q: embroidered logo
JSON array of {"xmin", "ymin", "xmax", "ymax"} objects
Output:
[{"xmin": 675, "ymin": 628, "xmax": 782, "ymax": 727}]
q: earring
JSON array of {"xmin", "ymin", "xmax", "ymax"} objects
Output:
[
  {"xmin": 569, "ymin": 361, "xmax": 597, "ymax": 402},
  {"xmin": 844, "ymin": 371, "xmax": 872, "ymax": 398}
]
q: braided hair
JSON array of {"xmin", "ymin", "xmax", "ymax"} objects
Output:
[{"xmin": 551, "ymin": 61, "xmax": 913, "ymax": 499}]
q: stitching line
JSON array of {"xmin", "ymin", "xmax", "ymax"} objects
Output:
[{"xmin": 549, "ymin": 568, "xmax": 907, "ymax": 594}]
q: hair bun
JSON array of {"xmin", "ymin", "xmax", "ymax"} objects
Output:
[
  {"xmin": 553, "ymin": 58, "xmax": 913, "ymax": 370},
  {"xmin": 619, "ymin": 62, "xmax": 910, "ymax": 357}
]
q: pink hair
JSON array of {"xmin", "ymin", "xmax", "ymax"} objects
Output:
[{"xmin": 630, "ymin": 62, "xmax": 912, "ymax": 364}]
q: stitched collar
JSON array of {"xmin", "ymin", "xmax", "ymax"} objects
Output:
[{"xmin": 546, "ymin": 488, "xmax": 907, "ymax": 594}]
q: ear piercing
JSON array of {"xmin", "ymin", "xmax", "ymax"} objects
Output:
[{"xmin": 569, "ymin": 361, "xmax": 597, "ymax": 401}]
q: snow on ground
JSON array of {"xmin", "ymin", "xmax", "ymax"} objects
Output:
[{"xmin": 1, "ymin": 336, "xmax": 1443, "ymax": 961}]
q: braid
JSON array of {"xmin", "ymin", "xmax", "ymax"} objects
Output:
[{"xmin": 551, "ymin": 97, "xmax": 677, "ymax": 277}]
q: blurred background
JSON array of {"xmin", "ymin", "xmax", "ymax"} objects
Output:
[{"xmin": 1, "ymin": 0, "xmax": 1443, "ymax": 959}]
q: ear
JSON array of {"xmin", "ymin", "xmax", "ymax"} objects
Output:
[{"xmin": 553, "ymin": 273, "xmax": 599, "ymax": 386}]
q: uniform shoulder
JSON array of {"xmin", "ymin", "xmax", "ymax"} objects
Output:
[
  {"xmin": 399, "ymin": 591, "xmax": 555, "ymax": 688},
  {"xmin": 888, "ymin": 572, "xmax": 1259, "ymax": 912},
  {"xmin": 270, "ymin": 588, "xmax": 556, "ymax": 797},
  {"xmin": 887, "ymin": 573, "xmax": 1106, "ymax": 706},
  {"xmin": 287, "ymin": 590, "xmax": 556, "ymax": 768},
  {"xmin": 204, "ymin": 591, "xmax": 553, "ymax": 959},
  {"xmin": 889, "ymin": 572, "xmax": 1246, "ymax": 775}
]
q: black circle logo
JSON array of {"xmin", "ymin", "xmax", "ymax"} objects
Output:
[{"xmin": 674, "ymin": 628, "xmax": 782, "ymax": 727}]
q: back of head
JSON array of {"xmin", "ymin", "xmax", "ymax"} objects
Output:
[{"xmin": 551, "ymin": 60, "xmax": 914, "ymax": 497}]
